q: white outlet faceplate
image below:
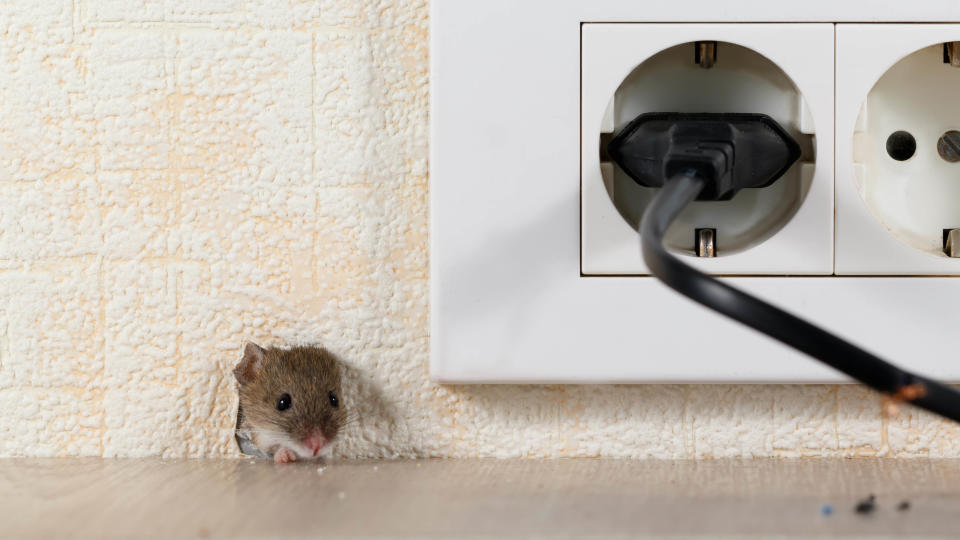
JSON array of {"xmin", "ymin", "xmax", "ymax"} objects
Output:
[
  {"xmin": 581, "ymin": 24, "xmax": 833, "ymax": 275},
  {"xmin": 837, "ymin": 24, "xmax": 960, "ymax": 274},
  {"xmin": 431, "ymin": 1, "xmax": 960, "ymax": 383}
]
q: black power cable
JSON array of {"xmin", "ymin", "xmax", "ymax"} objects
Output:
[
  {"xmin": 641, "ymin": 169, "xmax": 960, "ymax": 422},
  {"xmin": 607, "ymin": 112, "xmax": 960, "ymax": 421}
]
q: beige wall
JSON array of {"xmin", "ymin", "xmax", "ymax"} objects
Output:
[{"xmin": 1, "ymin": 0, "xmax": 956, "ymax": 458}]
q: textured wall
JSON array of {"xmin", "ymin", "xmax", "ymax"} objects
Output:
[{"xmin": 1, "ymin": 0, "xmax": 957, "ymax": 459}]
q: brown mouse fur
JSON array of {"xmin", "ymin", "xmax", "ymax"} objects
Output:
[{"xmin": 234, "ymin": 342, "xmax": 347, "ymax": 464}]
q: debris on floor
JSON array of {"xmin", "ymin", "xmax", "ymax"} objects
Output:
[{"xmin": 855, "ymin": 494, "xmax": 877, "ymax": 515}]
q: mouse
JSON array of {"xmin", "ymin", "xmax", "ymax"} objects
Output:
[{"xmin": 233, "ymin": 342, "xmax": 347, "ymax": 464}]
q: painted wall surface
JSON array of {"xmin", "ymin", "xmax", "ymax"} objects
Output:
[{"xmin": 1, "ymin": 0, "xmax": 956, "ymax": 458}]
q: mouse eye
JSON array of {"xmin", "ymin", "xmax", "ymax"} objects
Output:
[
  {"xmin": 328, "ymin": 391, "xmax": 339, "ymax": 408},
  {"xmin": 276, "ymin": 393, "xmax": 292, "ymax": 411}
]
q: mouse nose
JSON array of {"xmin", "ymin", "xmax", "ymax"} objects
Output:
[{"xmin": 305, "ymin": 433, "xmax": 327, "ymax": 456}]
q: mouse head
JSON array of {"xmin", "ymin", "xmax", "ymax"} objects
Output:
[{"xmin": 234, "ymin": 343, "xmax": 346, "ymax": 459}]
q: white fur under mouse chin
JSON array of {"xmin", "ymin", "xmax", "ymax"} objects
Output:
[{"xmin": 235, "ymin": 417, "xmax": 336, "ymax": 464}]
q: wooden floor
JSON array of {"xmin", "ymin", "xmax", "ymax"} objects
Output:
[{"xmin": 3, "ymin": 458, "xmax": 960, "ymax": 538}]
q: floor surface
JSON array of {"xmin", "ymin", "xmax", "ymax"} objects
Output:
[{"xmin": 3, "ymin": 458, "xmax": 960, "ymax": 538}]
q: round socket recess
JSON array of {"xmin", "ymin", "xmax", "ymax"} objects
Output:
[
  {"xmin": 599, "ymin": 41, "xmax": 815, "ymax": 257},
  {"xmin": 854, "ymin": 43, "xmax": 960, "ymax": 257}
]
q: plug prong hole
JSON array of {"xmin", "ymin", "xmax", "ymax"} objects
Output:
[
  {"xmin": 937, "ymin": 131, "xmax": 960, "ymax": 163},
  {"xmin": 886, "ymin": 131, "xmax": 917, "ymax": 161}
]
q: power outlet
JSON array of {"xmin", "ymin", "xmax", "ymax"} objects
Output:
[
  {"xmin": 431, "ymin": 2, "xmax": 960, "ymax": 383},
  {"xmin": 581, "ymin": 24, "xmax": 833, "ymax": 275},
  {"xmin": 837, "ymin": 24, "xmax": 960, "ymax": 274}
]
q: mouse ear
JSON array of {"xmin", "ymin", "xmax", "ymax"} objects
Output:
[{"xmin": 234, "ymin": 342, "xmax": 266, "ymax": 384}]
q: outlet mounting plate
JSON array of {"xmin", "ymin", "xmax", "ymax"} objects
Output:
[
  {"xmin": 581, "ymin": 24, "xmax": 833, "ymax": 275},
  {"xmin": 431, "ymin": 1, "xmax": 960, "ymax": 383},
  {"xmin": 837, "ymin": 24, "xmax": 960, "ymax": 274}
]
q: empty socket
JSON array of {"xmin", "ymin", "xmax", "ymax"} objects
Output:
[{"xmin": 853, "ymin": 43, "xmax": 960, "ymax": 257}]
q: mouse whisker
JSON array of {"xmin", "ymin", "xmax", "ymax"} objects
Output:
[{"xmin": 241, "ymin": 429, "xmax": 289, "ymax": 438}]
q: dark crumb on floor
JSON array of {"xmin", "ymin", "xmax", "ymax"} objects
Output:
[
  {"xmin": 898, "ymin": 500, "xmax": 911, "ymax": 511},
  {"xmin": 855, "ymin": 494, "xmax": 877, "ymax": 515}
]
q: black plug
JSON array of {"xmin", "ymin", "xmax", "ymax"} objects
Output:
[{"xmin": 606, "ymin": 113, "xmax": 802, "ymax": 201}]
